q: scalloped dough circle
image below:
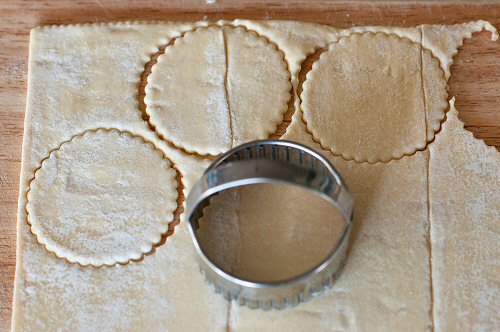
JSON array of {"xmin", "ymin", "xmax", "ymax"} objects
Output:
[
  {"xmin": 145, "ymin": 26, "xmax": 292, "ymax": 156},
  {"xmin": 301, "ymin": 32, "xmax": 448, "ymax": 163},
  {"xmin": 26, "ymin": 129, "xmax": 178, "ymax": 267}
]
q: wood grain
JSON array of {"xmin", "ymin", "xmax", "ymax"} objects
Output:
[{"xmin": 0, "ymin": 1, "xmax": 499, "ymax": 330}]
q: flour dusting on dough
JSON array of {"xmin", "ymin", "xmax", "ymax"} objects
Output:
[
  {"xmin": 429, "ymin": 98, "xmax": 500, "ymax": 331},
  {"xmin": 13, "ymin": 20, "xmax": 499, "ymax": 332}
]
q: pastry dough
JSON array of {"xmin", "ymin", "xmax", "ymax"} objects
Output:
[
  {"xmin": 421, "ymin": 21, "xmax": 499, "ymax": 80},
  {"xmin": 12, "ymin": 20, "xmax": 499, "ymax": 332},
  {"xmin": 197, "ymin": 183, "xmax": 345, "ymax": 282},
  {"xmin": 229, "ymin": 110, "xmax": 432, "ymax": 331},
  {"xmin": 429, "ymin": 98, "xmax": 500, "ymax": 331},
  {"xmin": 301, "ymin": 32, "xmax": 447, "ymax": 163},
  {"xmin": 26, "ymin": 129, "xmax": 178, "ymax": 267},
  {"xmin": 13, "ymin": 22, "xmax": 229, "ymax": 332},
  {"xmin": 145, "ymin": 26, "xmax": 291, "ymax": 155}
]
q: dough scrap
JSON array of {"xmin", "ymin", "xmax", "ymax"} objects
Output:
[
  {"xmin": 145, "ymin": 25, "xmax": 292, "ymax": 155},
  {"xmin": 429, "ymin": 98, "xmax": 500, "ymax": 331},
  {"xmin": 233, "ymin": 19, "xmax": 339, "ymax": 79},
  {"xmin": 26, "ymin": 129, "xmax": 178, "ymax": 267},
  {"xmin": 420, "ymin": 20, "xmax": 499, "ymax": 80},
  {"xmin": 301, "ymin": 32, "xmax": 448, "ymax": 163}
]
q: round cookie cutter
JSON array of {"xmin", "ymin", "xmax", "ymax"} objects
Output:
[{"xmin": 186, "ymin": 140, "xmax": 354, "ymax": 310}]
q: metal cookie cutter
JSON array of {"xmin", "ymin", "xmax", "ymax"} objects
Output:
[{"xmin": 186, "ymin": 140, "xmax": 354, "ymax": 310}]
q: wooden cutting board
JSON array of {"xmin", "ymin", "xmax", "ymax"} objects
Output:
[{"xmin": 1, "ymin": 1, "xmax": 499, "ymax": 331}]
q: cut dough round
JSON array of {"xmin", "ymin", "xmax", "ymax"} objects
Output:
[
  {"xmin": 145, "ymin": 26, "xmax": 292, "ymax": 155},
  {"xmin": 301, "ymin": 32, "xmax": 448, "ymax": 163},
  {"xmin": 196, "ymin": 183, "xmax": 345, "ymax": 282},
  {"xmin": 26, "ymin": 129, "xmax": 178, "ymax": 267}
]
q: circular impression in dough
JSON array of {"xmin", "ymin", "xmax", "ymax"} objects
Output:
[
  {"xmin": 145, "ymin": 26, "xmax": 291, "ymax": 156},
  {"xmin": 301, "ymin": 32, "xmax": 448, "ymax": 163},
  {"xmin": 26, "ymin": 129, "xmax": 179, "ymax": 267}
]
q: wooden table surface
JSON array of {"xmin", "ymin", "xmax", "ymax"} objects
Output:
[{"xmin": 1, "ymin": 1, "xmax": 499, "ymax": 330}]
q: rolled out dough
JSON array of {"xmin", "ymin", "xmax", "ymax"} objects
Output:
[
  {"xmin": 197, "ymin": 183, "xmax": 345, "ymax": 282},
  {"xmin": 301, "ymin": 32, "xmax": 448, "ymax": 163},
  {"xmin": 26, "ymin": 129, "xmax": 178, "ymax": 267},
  {"xmin": 229, "ymin": 112, "xmax": 432, "ymax": 331},
  {"xmin": 12, "ymin": 20, "xmax": 499, "ymax": 332},
  {"xmin": 145, "ymin": 25, "xmax": 292, "ymax": 155}
]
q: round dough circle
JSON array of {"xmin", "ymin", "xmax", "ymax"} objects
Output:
[
  {"xmin": 301, "ymin": 32, "xmax": 448, "ymax": 163},
  {"xmin": 145, "ymin": 26, "xmax": 291, "ymax": 155},
  {"xmin": 26, "ymin": 129, "xmax": 179, "ymax": 267}
]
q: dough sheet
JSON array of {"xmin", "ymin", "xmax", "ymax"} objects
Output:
[{"xmin": 12, "ymin": 20, "xmax": 499, "ymax": 331}]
